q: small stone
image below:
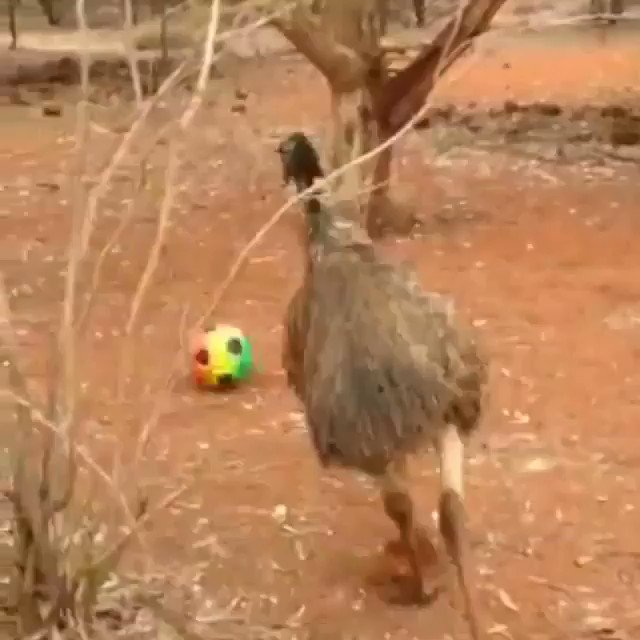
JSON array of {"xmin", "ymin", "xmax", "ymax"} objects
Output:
[
  {"xmin": 574, "ymin": 555, "xmax": 593, "ymax": 568},
  {"xmin": 42, "ymin": 102, "xmax": 62, "ymax": 117},
  {"xmin": 272, "ymin": 503, "xmax": 288, "ymax": 524}
]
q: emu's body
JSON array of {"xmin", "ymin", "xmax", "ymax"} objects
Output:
[
  {"xmin": 286, "ymin": 242, "xmax": 483, "ymax": 475},
  {"xmin": 277, "ymin": 133, "xmax": 487, "ymax": 639}
]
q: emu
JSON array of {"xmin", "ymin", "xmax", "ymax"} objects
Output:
[{"xmin": 276, "ymin": 132, "xmax": 488, "ymax": 639}]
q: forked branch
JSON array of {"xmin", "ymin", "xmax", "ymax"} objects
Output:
[{"xmin": 377, "ymin": 0, "xmax": 509, "ymax": 132}]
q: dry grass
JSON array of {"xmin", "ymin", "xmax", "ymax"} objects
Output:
[{"xmin": 0, "ymin": 1, "xmax": 291, "ymax": 637}]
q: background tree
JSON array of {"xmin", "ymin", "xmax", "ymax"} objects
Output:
[
  {"xmin": 270, "ymin": 0, "xmax": 508, "ymax": 236},
  {"xmin": 8, "ymin": 0, "xmax": 59, "ymax": 49}
]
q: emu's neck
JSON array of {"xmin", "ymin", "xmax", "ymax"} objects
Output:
[
  {"xmin": 293, "ymin": 177, "xmax": 329, "ymax": 246},
  {"xmin": 291, "ymin": 173, "xmax": 372, "ymax": 263}
]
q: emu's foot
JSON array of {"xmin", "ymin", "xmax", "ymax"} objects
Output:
[
  {"xmin": 384, "ymin": 574, "xmax": 442, "ymax": 607},
  {"xmin": 367, "ymin": 557, "xmax": 433, "ymax": 606},
  {"xmin": 383, "ymin": 526, "xmax": 439, "ymax": 568},
  {"xmin": 374, "ymin": 527, "xmax": 444, "ymax": 606}
]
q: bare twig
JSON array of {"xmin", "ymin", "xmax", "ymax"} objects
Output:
[
  {"xmin": 76, "ymin": 4, "xmax": 292, "ymax": 328},
  {"xmin": 4, "ymin": 391, "xmax": 147, "ymax": 545},
  {"xmin": 76, "ymin": 120, "xmax": 175, "ymax": 335},
  {"xmin": 59, "ymin": 0, "xmax": 91, "ymax": 435},
  {"xmin": 77, "ymin": 61, "xmax": 189, "ymax": 262},
  {"xmin": 88, "ymin": 482, "xmax": 189, "ymax": 579},
  {"xmin": 179, "ymin": 0, "xmax": 222, "ymax": 126},
  {"xmin": 117, "ymin": 143, "xmax": 179, "ymax": 401},
  {"xmin": 118, "ymin": 0, "xmax": 222, "ymax": 400},
  {"xmin": 433, "ymin": 0, "xmax": 468, "ymax": 80}
]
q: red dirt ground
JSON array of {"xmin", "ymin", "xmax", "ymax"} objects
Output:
[{"xmin": 2, "ymin": 36, "xmax": 640, "ymax": 639}]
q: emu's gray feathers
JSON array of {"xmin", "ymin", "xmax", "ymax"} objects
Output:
[{"xmin": 287, "ymin": 245, "xmax": 486, "ymax": 476}]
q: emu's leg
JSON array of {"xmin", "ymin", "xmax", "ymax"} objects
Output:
[
  {"xmin": 380, "ymin": 457, "xmax": 435, "ymax": 602},
  {"xmin": 437, "ymin": 423, "xmax": 481, "ymax": 640}
]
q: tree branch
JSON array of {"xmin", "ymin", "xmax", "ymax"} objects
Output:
[
  {"xmin": 376, "ymin": 0, "xmax": 508, "ymax": 133},
  {"xmin": 271, "ymin": 4, "xmax": 368, "ymax": 92}
]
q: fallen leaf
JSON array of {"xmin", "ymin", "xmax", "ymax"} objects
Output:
[
  {"xmin": 272, "ymin": 503, "xmax": 288, "ymax": 524},
  {"xmin": 487, "ymin": 623, "xmax": 514, "ymax": 639},
  {"xmin": 574, "ymin": 555, "xmax": 593, "ymax": 568},
  {"xmin": 521, "ymin": 455, "xmax": 557, "ymax": 473},
  {"xmin": 496, "ymin": 587, "xmax": 520, "ymax": 612}
]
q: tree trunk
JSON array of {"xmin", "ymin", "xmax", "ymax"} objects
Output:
[
  {"xmin": 37, "ymin": 0, "xmax": 59, "ymax": 26},
  {"xmin": 317, "ymin": 1, "xmax": 387, "ymax": 225},
  {"xmin": 8, "ymin": 0, "xmax": 18, "ymax": 50},
  {"xmin": 327, "ymin": 88, "xmax": 370, "ymax": 222},
  {"xmin": 367, "ymin": 138, "xmax": 394, "ymax": 236}
]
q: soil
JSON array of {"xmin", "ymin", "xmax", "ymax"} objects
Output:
[{"xmin": 2, "ymin": 26, "xmax": 640, "ymax": 640}]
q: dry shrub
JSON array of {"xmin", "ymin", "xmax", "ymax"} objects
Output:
[{"xmin": 0, "ymin": 1, "xmax": 279, "ymax": 638}]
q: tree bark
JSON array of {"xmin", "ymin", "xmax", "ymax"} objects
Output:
[
  {"xmin": 366, "ymin": 140, "xmax": 395, "ymax": 237},
  {"xmin": 271, "ymin": 4, "xmax": 369, "ymax": 94}
]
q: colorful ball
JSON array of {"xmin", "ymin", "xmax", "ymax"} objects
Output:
[{"xmin": 191, "ymin": 324, "xmax": 254, "ymax": 389}]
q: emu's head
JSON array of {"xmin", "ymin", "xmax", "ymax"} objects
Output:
[
  {"xmin": 275, "ymin": 132, "xmax": 372, "ymax": 261},
  {"xmin": 275, "ymin": 132, "xmax": 324, "ymax": 191}
]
